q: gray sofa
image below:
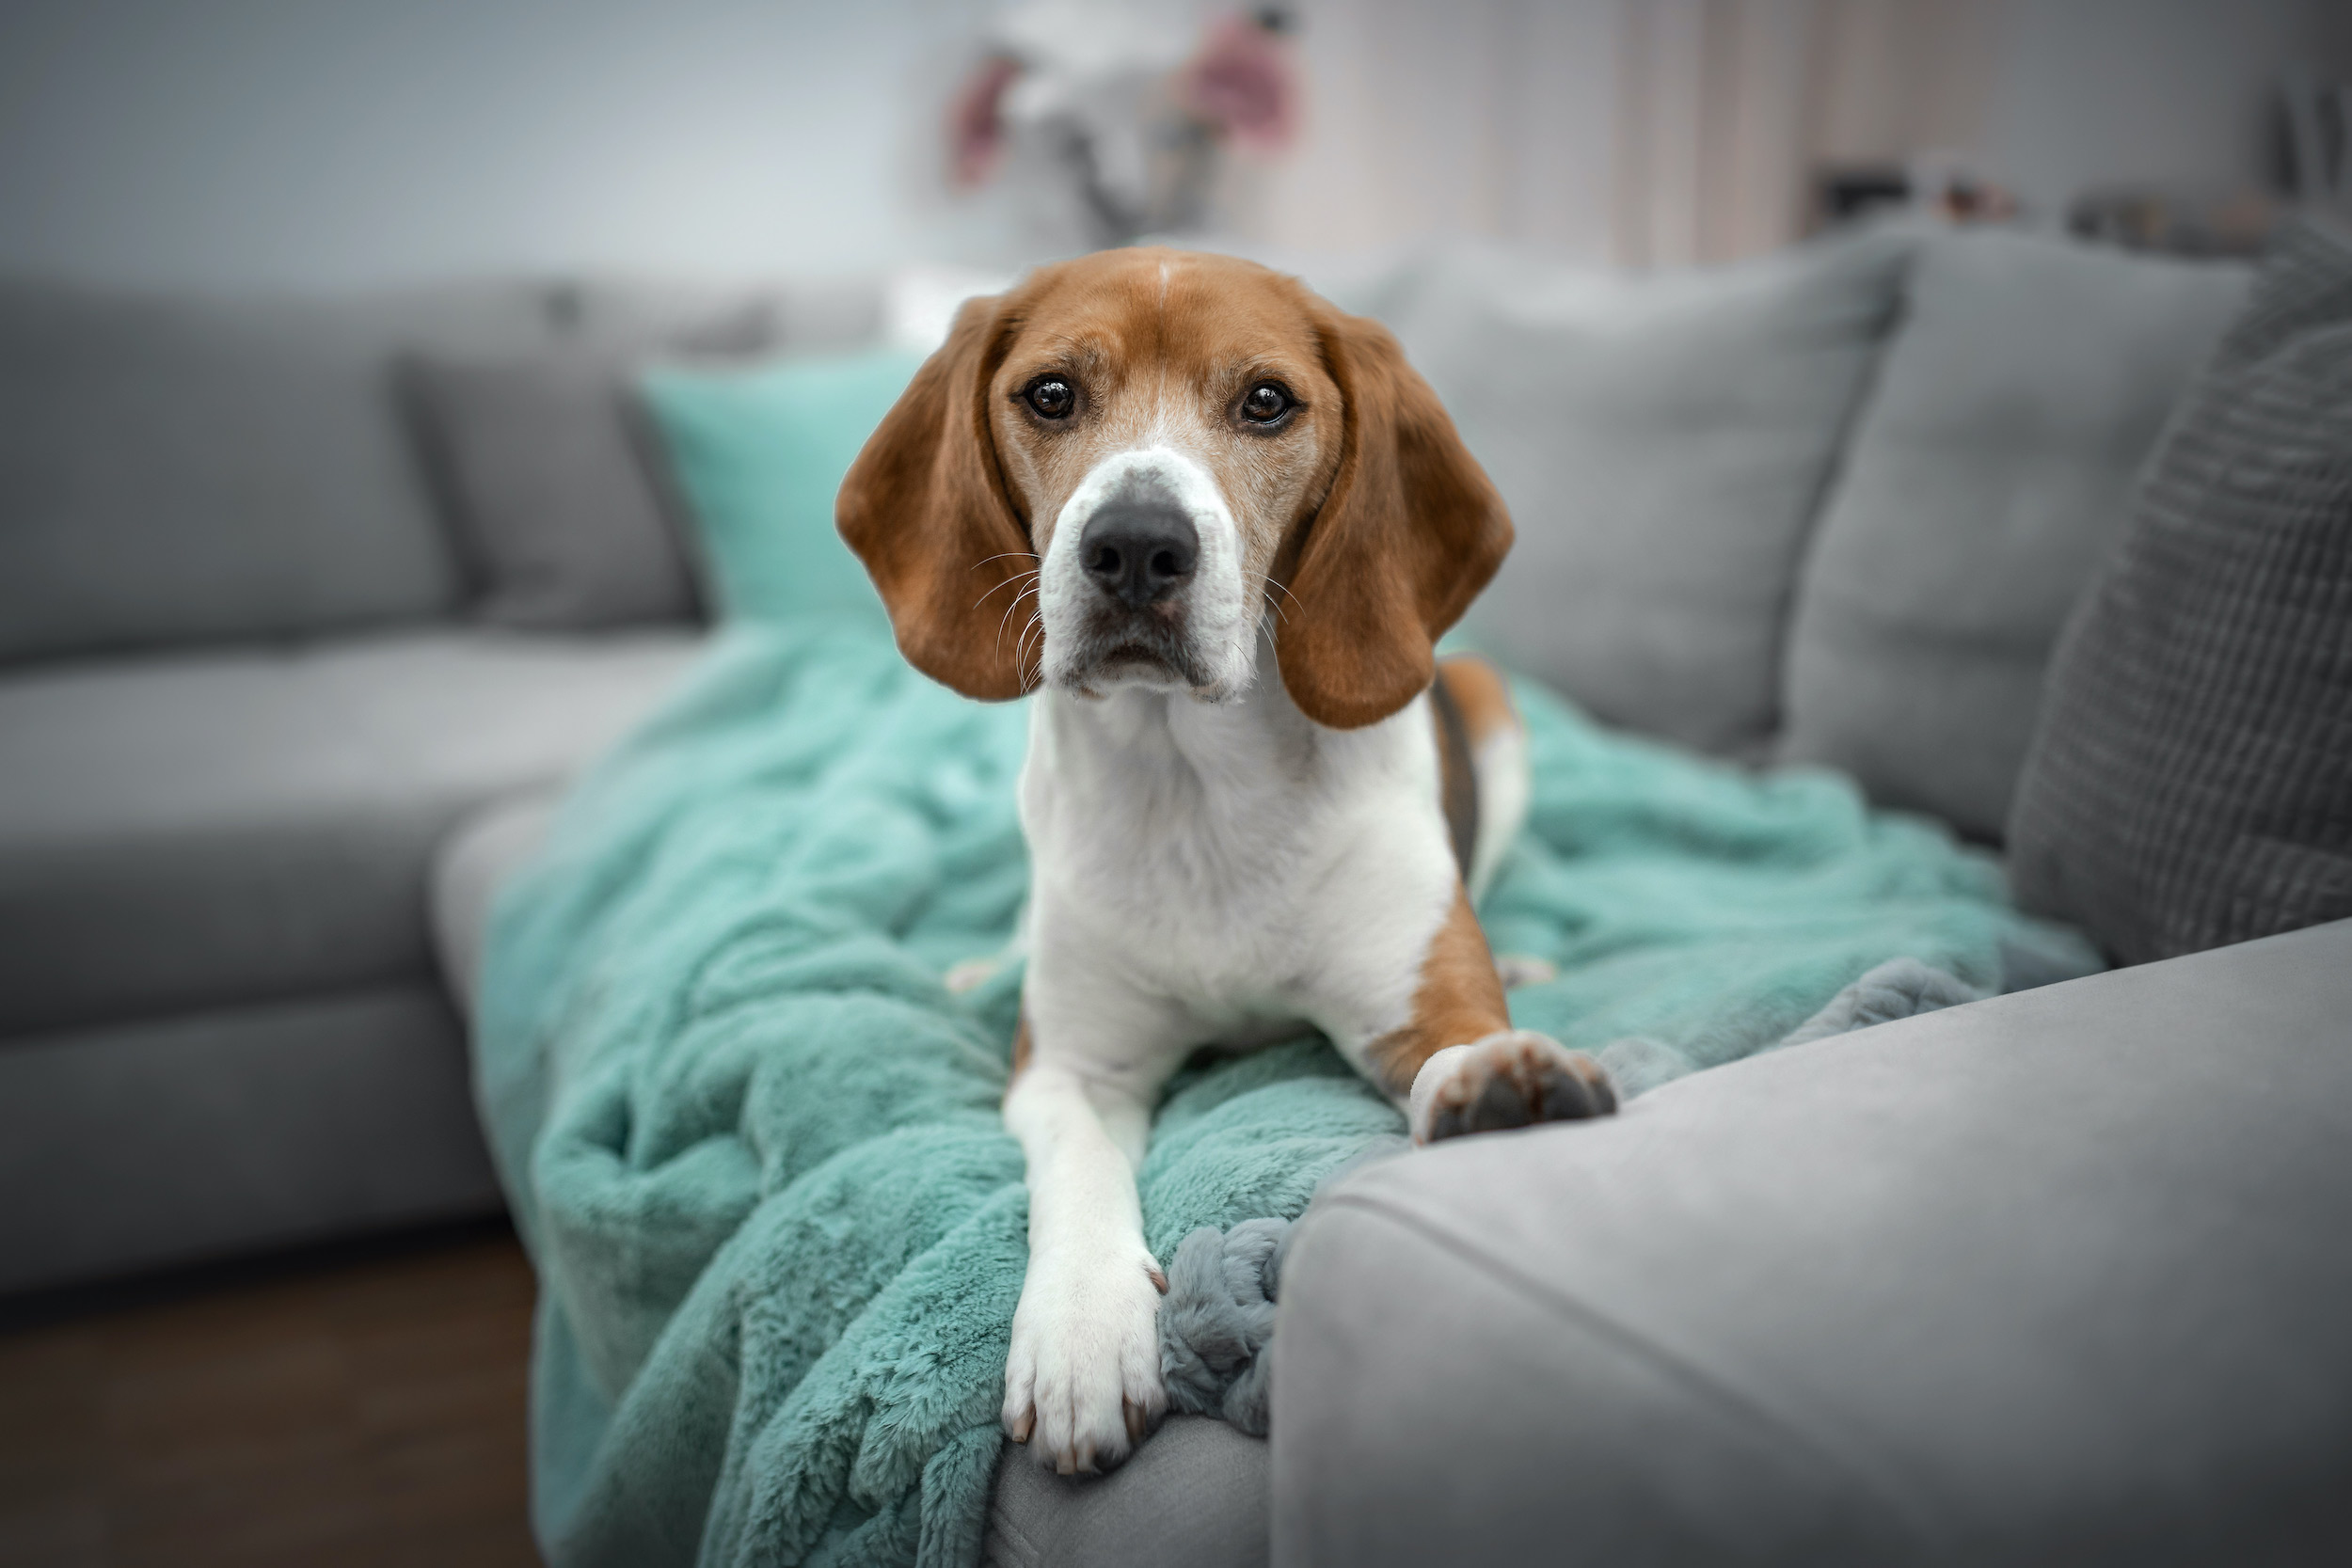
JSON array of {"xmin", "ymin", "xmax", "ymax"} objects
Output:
[
  {"xmin": 7, "ymin": 221, "xmax": 2345, "ymax": 1564},
  {"xmin": 0, "ymin": 273, "xmax": 883, "ymax": 1292}
]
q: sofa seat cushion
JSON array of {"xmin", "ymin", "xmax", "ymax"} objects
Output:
[
  {"xmin": 0, "ymin": 628, "xmax": 700, "ymax": 1037},
  {"xmin": 986, "ymin": 1415, "xmax": 1268, "ymax": 1568},
  {"xmin": 0, "ymin": 985, "xmax": 501, "ymax": 1293}
]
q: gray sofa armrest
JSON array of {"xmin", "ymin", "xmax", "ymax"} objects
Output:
[
  {"xmin": 429, "ymin": 787, "xmax": 559, "ymax": 1014},
  {"xmin": 1272, "ymin": 920, "xmax": 2352, "ymax": 1567}
]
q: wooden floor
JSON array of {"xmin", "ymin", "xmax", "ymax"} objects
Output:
[{"xmin": 0, "ymin": 1223, "xmax": 540, "ymax": 1568}]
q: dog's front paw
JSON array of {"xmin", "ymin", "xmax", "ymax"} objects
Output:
[
  {"xmin": 1003, "ymin": 1249, "xmax": 1168, "ymax": 1475},
  {"xmin": 1410, "ymin": 1029, "xmax": 1616, "ymax": 1144}
]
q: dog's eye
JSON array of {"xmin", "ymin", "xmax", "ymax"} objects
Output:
[
  {"xmin": 1240, "ymin": 382, "xmax": 1292, "ymax": 423},
  {"xmin": 1025, "ymin": 377, "xmax": 1075, "ymax": 420}
]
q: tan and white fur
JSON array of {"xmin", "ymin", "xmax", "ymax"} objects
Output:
[{"xmin": 838, "ymin": 248, "xmax": 1615, "ymax": 1478}]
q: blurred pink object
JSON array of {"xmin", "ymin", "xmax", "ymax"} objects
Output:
[
  {"xmin": 1181, "ymin": 13, "xmax": 1298, "ymax": 155},
  {"xmin": 949, "ymin": 55, "xmax": 1022, "ymax": 187}
]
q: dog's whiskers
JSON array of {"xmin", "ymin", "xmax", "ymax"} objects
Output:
[
  {"xmin": 976, "ymin": 567, "xmax": 1040, "ymax": 615},
  {"xmin": 1262, "ymin": 576, "xmax": 1306, "ymax": 626},
  {"xmin": 996, "ymin": 592, "xmax": 1041, "ymax": 662},
  {"xmin": 1016, "ymin": 610, "xmax": 1047, "ymax": 689},
  {"xmin": 993, "ymin": 581, "xmax": 1042, "ymax": 658}
]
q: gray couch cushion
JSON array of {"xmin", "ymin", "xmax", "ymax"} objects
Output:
[
  {"xmin": 988, "ymin": 1416, "xmax": 1267, "ymax": 1568},
  {"xmin": 1272, "ymin": 917, "xmax": 2352, "ymax": 1566},
  {"xmin": 0, "ymin": 629, "xmax": 699, "ymax": 1037},
  {"xmin": 1774, "ymin": 230, "xmax": 2251, "ymax": 841},
  {"xmin": 0, "ymin": 986, "xmax": 501, "ymax": 1294},
  {"xmin": 401, "ymin": 352, "xmax": 706, "ymax": 630},
  {"xmin": 2008, "ymin": 214, "xmax": 2352, "ymax": 963},
  {"xmin": 1391, "ymin": 230, "xmax": 1912, "ymax": 755}
]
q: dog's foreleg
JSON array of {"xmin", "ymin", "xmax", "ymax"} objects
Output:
[
  {"xmin": 1352, "ymin": 885, "xmax": 1618, "ymax": 1144},
  {"xmin": 1001, "ymin": 1058, "xmax": 1168, "ymax": 1475}
]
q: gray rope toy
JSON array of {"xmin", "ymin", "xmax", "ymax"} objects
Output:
[{"xmin": 1156, "ymin": 1135, "xmax": 1409, "ymax": 1435}]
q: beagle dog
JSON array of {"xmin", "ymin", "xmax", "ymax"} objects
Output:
[{"xmin": 838, "ymin": 247, "xmax": 1616, "ymax": 1476}]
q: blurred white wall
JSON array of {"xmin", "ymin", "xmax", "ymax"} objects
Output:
[
  {"xmin": 1256, "ymin": 0, "xmax": 2344, "ymax": 266},
  {"xmin": 0, "ymin": 0, "xmax": 993, "ymax": 290},
  {"xmin": 1241, "ymin": 1, "xmax": 1624, "ymax": 262},
  {"xmin": 1982, "ymin": 0, "xmax": 2330, "ymax": 215},
  {"xmin": 0, "ymin": 0, "xmax": 2344, "ymax": 290}
]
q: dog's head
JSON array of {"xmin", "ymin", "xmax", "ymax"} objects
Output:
[{"xmin": 837, "ymin": 247, "xmax": 1509, "ymax": 728}]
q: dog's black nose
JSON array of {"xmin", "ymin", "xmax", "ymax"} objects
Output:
[{"xmin": 1079, "ymin": 500, "xmax": 1198, "ymax": 608}]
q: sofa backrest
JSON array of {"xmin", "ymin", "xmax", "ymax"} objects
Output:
[
  {"xmin": 0, "ymin": 279, "xmax": 473, "ymax": 666},
  {"xmin": 1378, "ymin": 230, "xmax": 1914, "ymax": 757},
  {"xmin": 0, "ymin": 274, "xmax": 880, "ymax": 669},
  {"xmin": 1774, "ymin": 230, "xmax": 2251, "ymax": 841},
  {"xmin": 1339, "ymin": 225, "xmax": 2253, "ymax": 846}
]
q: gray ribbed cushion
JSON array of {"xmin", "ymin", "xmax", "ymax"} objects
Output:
[
  {"xmin": 1393, "ymin": 230, "xmax": 1913, "ymax": 755},
  {"xmin": 0, "ymin": 629, "xmax": 698, "ymax": 1036},
  {"xmin": 1773, "ymin": 231, "xmax": 2250, "ymax": 840},
  {"xmin": 2007, "ymin": 214, "xmax": 2352, "ymax": 964}
]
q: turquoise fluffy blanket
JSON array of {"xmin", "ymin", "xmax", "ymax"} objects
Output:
[{"xmin": 475, "ymin": 621, "xmax": 2096, "ymax": 1568}]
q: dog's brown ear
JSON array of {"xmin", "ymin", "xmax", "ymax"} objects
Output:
[
  {"xmin": 837, "ymin": 294, "xmax": 1036, "ymax": 700},
  {"xmin": 1274, "ymin": 305, "xmax": 1513, "ymax": 729}
]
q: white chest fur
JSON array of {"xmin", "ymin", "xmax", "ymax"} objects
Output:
[{"xmin": 1016, "ymin": 636, "xmax": 1461, "ymax": 1076}]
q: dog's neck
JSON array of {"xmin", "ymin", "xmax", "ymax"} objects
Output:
[
  {"xmin": 1031, "ymin": 626, "xmax": 1425, "ymax": 832},
  {"xmin": 1041, "ymin": 626, "xmax": 1322, "ymax": 787}
]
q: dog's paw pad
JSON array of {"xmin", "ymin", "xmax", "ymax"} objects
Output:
[{"xmin": 1415, "ymin": 1030, "xmax": 1616, "ymax": 1143}]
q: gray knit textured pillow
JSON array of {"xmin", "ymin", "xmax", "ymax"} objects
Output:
[{"xmin": 2006, "ymin": 213, "xmax": 2352, "ymax": 965}]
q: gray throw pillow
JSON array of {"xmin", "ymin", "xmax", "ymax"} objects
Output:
[
  {"xmin": 402, "ymin": 352, "xmax": 705, "ymax": 630},
  {"xmin": 1773, "ymin": 229, "xmax": 2251, "ymax": 841},
  {"xmin": 2005, "ymin": 214, "xmax": 2352, "ymax": 965},
  {"xmin": 1392, "ymin": 229, "xmax": 1914, "ymax": 755}
]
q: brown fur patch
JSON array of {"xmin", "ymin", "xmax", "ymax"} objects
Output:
[
  {"xmin": 1435, "ymin": 654, "xmax": 1518, "ymax": 748},
  {"xmin": 835, "ymin": 294, "xmax": 1035, "ymax": 700},
  {"xmin": 1363, "ymin": 884, "xmax": 1513, "ymax": 1101},
  {"xmin": 1269, "ymin": 315, "xmax": 1513, "ymax": 729},
  {"xmin": 1429, "ymin": 674, "xmax": 1477, "ymax": 880},
  {"xmin": 1009, "ymin": 1016, "xmax": 1033, "ymax": 1086}
]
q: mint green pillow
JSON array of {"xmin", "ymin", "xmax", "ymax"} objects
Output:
[{"xmin": 639, "ymin": 348, "xmax": 923, "ymax": 625}]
